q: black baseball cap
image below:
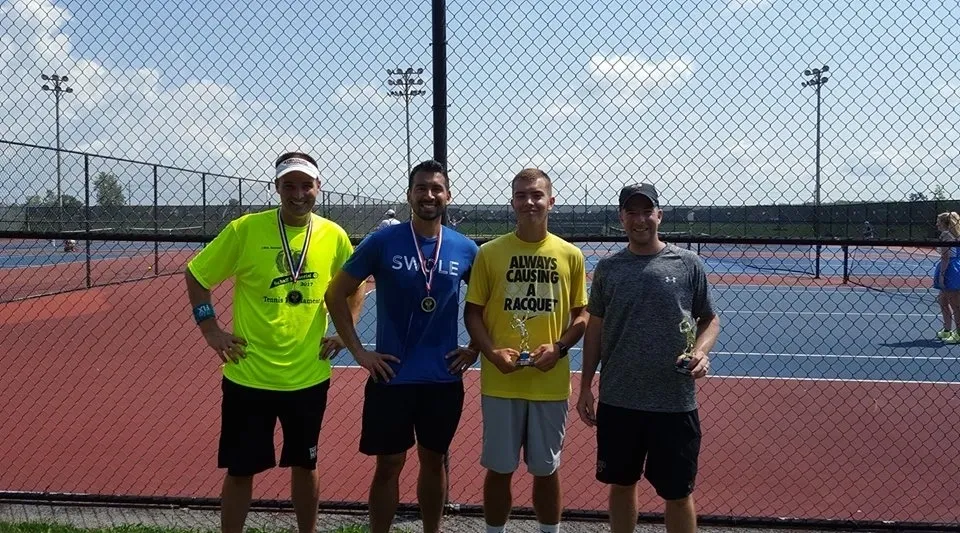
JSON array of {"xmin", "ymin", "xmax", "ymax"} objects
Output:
[{"xmin": 619, "ymin": 183, "xmax": 659, "ymax": 208}]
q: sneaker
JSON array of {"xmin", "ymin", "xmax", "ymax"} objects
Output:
[
  {"xmin": 937, "ymin": 329, "xmax": 952, "ymax": 340},
  {"xmin": 947, "ymin": 331, "xmax": 960, "ymax": 344}
]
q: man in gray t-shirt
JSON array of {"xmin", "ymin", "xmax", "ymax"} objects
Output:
[{"xmin": 577, "ymin": 183, "xmax": 720, "ymax": 533}]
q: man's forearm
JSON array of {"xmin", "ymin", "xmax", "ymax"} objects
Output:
[
  {"xmin": 694, "ymin": 315, "xmax": 721, "ymax": 354},
  {"xmin": 185, "ymin": 269, "xmax": 218, "ymax": 333},
  {"xmin": 557, "ymin": 308, "xmax": 588, "ymax": 349},
  {"xmin": 580, "ymin": 317, "xmax": 601, "ymax": 390},
  {"xmin": 347, "ymin": 284, "xmax": 365, "ymax": 325},
  {"xmin": 327, "ymin": 295, "xmax": 365, "ymax": 356},
  {"xmin": 464, "ymin": 307, "xmax": 496, "ymax": 359}
]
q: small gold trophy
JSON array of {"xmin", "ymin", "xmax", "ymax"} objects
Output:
[
  {"xmin": 511, "ymin": 315, "xmax": 535, "ymax": 367},
  {"xmin": 674, "ymin": 317, "xmax": 696, "ymax": 375}
]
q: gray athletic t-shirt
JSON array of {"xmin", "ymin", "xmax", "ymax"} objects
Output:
[{"xmin": 587, "ymin": 244, "xmax": 715, "ymax": 412}]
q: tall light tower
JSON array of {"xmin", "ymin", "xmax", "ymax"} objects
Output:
[
  {"xmin": 387, "ymin": 67, "xmax": 426, "ymax": 176},
  {"xmin": 41, "ymin": 73, "xmax": 74, "ymax": 211},
  {"xmin": 802, "ymin": 65, "xmax": 829, "ymax": 279}
]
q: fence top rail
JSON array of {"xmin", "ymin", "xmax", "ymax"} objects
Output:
[
  {"xmin": 0, "ymin": 139, "xmax": 272, "ymax": 184},
  {"xmin": 2, "ymin": 230, "xmax": 956, "ymax": 249}
]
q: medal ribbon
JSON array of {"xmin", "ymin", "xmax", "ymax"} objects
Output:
[
  {"xmin": 277, "ymin": 209, "xmax": 312, "ymax": 283},
  {"xmin": 410, "ymin": 221, "xmax": 443, "ymax": 294}
]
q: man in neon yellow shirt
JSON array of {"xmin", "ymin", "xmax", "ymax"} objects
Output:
[
  {"xmin": 465, "ymin": 168, "xmax": 588, "ymax": 533},
  {"xmin": 185, "ymin": 151, "xmax": 363, "ymax": 533}
]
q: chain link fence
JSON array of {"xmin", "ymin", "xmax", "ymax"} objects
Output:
[{"xmin": 2, "ymin": 0, "xmax": 960, "ymax": 530}]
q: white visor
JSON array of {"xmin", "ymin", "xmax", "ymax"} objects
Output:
[{"xmin": 275, "ymin": 157, "xmax": 320, "ymax": 180}]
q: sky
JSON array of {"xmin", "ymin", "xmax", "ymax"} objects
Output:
[{"xmin": 1, "ymin": 0, "xmax": 959, "ymax": 207}]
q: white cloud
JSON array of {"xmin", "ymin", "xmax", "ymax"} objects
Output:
[
  {"xmin": 542, "ymin": 101, "xmax": 580, "ymax": 121},
  {"xmin": 0, "ymin": 0, "xmax": 407, "ymax": 207},
  {"xmin": 330, "ymin": 83, "xmax": 390, "ymax": 109},
  {"xmin": 587, "ymin": 54, "xmax": 695, "ymax": 107},
  {"xmin": 727, "ymin": 0, "xmax": 771, "ymax": 10},
  {"xmin": 935, "ymin": 79, "xmax": 960, "ymax": 104},
  {"xmin": 1, "ymin": 0, "xmax": 957, "ymax": 210}
]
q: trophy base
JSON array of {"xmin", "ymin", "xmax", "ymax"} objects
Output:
[
  {"xmin": 674, "ymin": 356, "xmax": 694, "ymax": 375},
  {"xmin": 516, "ymin": 351, "xmax": 535, "ymax": 367}
]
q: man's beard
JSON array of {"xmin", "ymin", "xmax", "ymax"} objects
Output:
[{"xmin": 414, "ymin": 202, "xmax": 446, "ymax": 221}]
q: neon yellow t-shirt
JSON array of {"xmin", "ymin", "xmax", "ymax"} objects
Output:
[
  {"xmin": 187, "ymin": 209, "xmax": 353, "ymax": 391},
  {"xmin": 465, "ymin": 232, "xmax": 587, "ymax": 401}
]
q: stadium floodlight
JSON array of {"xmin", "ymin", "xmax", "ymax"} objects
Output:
[
  {"xmin": 40, "ymin": 73, "xmax": 75, "ymax": 219},
  {"xmin": 801, "ymin": 65, "xmax": 830, "ymax": 278},
  {"xmin": 386, "ymin": 67, "xmax": 427, "ymax": 177}
]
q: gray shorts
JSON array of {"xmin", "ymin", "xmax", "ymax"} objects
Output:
[{"xmin": 480, "ymin": 395, "xmax": 569, "ymax": 477}]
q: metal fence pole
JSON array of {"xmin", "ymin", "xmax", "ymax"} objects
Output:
[
  {"xmin": 842, "ymin": 245, "xmax": 849, "ymax": 284},
  {"xmin": 202, "ymin": 173, "xmax": 207, "ymax": 234},
  {"xmin": 433, "ymin": 0, "xmax": 448, "ymax": 228},
  {"xmin": 153, "ymin": 165, "xmax": 159, "ymax": 275},
  {"xmin": 84, "ymin": 154, "xmax": 91, "ymax": 288}
]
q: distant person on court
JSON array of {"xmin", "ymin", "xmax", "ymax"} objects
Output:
[
  {"xmin": 464, "ymin": 168, "xmax": 588, "ymax": 533},
  {"xmin": 933, "ymin": 211, "xmax": 960, "ymax": 343},
  {"xmin": 325, "ymin": 159, "xmax": 479, "ymax": 533},
  {"xmin": 184, "ymin": 151, "xmax": 364, "ymax": 533},
  {"xmin": 448, "ymin": 214, "xmax": 466, "ymax": 228},
  {"xmin": 374, "ymin": 208, "xmax": 402, "ymax": 231},
  {"xmin": 577, "ymin": 183, "xmax": 720, "ymax": 533},
  {"xmin": 862, "ymin": 220, "xmax": 874, "ymax": 240}
]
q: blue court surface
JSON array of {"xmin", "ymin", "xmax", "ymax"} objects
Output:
[
  {"xmin": 327, "ymin": 282, "xmax": 960, "ymax": 385},
  {"xmin": 0, "ymin": 240, "xmax": 202, "ymax": 268},
  {"xmin": 4, "ymin": 238, "xmax": 957, "ymax": 385},
  {"xmin": 0, "ymin": 239, "xmax": 939, "ymax": 278}
]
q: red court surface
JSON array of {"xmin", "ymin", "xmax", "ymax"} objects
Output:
[{"xmin": 0, "ymin": 275, "xmax": 958, "ymax": 525}]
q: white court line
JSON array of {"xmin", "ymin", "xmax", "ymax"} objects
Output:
[
  {"xmin": 716, "ymin": 350, "xmax": 960, "ymax": 361},
  {"xmin": 348, "ymin": 343, "xmax": 952, "ymax": 361},
  {"xmin": 329, "ymin": 364, "xmax": 958, "ymax": 385},
  {"xmin": 707, "ymin": 374, "xmax": 959, "ymax": 386},
  {"xmin": 721, "ymin": 310, "xmax": 939, "ymax": 318},
  {"xmin": 716, "ymin": 284, "xmax": 936, "ymax": 293}
]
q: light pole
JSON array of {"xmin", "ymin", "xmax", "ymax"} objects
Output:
[
  {"xmin": 802, "ymin": 65, "xmax": 829, "ymax": 278},
  {"xmin": 41, "ymin": 73, "xmax": 73, "ymax": 212},
  {"xmin": 387, "ymin": 67, "xmax": 426, "ymax": 177}
]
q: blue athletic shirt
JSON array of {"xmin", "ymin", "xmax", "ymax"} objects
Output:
[{"xmin": 342, "ymin": 222, "xmax": 479, "ymax": 384}]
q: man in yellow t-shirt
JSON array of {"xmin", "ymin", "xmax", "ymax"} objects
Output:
[
  {"xmin": 184, "ymin": 152, "xmax": 363, "ymax": 533},
  {"xmin": 465, "ymin": 168, "xmax": 588, "ymax": 533}
]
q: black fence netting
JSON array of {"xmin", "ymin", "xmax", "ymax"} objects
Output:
[
  {"xmin": 0, "ymin": 231, "xmax": 958, "ymax": 532},
  {"xmin": 3, "ymin": 0, "xmax": 960, "ymax": 530}
]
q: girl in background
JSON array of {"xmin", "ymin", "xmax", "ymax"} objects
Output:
[{"xmin": 934, "ymin": 211, "xmax": 960, "ymax": 343}]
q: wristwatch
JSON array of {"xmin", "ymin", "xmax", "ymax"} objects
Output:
[{"xmin": 555, "ymin": 340, "xmax": 570, "ymax": 357}]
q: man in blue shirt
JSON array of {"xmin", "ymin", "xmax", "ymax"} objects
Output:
[{"xmin": 325, "ymin": 159, "xmax": 479, "ymax": 533}]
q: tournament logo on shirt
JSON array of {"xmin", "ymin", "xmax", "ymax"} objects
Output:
[
  {"xmin": 503, "ymin": 255, "xmax": 560, "ymax": 316},
  {"xmin": 270, "ymin": 250, "xmax": 318, "ymax": 288}
]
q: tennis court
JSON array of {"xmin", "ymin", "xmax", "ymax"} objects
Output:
[
  {"xmin": 0, "ymin": 239, "xmax": 957, "ymax": 525},
  {"xmin": 345, "ymin": 282, "xmax": 959, "ymax": 382}
]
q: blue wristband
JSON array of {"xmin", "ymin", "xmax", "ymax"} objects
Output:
[{"xmin": 193, "ymin": 303, "xmax": 215, "ymax": 324}]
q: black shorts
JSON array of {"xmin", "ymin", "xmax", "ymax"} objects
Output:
[
  {"xmin": 218, "ymin": 377, "xmax": 329, "ymax": 477},
  {"xmin": 359, "ymin": 379, "xmax": 464, "ymax": 456},
  {"xmin": 595, "ymin": 402, "xmax": 701, "ymax": 500}
]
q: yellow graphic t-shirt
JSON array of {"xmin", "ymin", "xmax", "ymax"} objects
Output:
[
  {"xmin": 187, "ymin": 209, "xmax": 353, "ymax": 391},
  {"xmin": 465, "ymin": 232, "xmax": 587, "ymax": 401}
]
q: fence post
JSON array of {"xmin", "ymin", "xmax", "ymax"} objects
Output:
[
  {"xmin": 842, "ymin": 245, "xmax": 849, "ymax": 284},
  {"xmin": 153, "ymin": 165, "xmax": 159, "ymax": 276},
  {"xmin": 84, "ymin": 155, "xmax": 91, "ymax": 289},
  {"xmin": 202, "ymin": 173, "xmax": 207, "ymax": 234}
]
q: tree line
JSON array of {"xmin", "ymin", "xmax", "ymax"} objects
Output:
[{"xmin": 24, "ymin": 171, "xmax": 126, "ymax": 208}]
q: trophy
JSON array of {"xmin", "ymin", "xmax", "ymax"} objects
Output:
[
  {"xmin": 511, "ymin": 315, "xmax": 535, "ymax": 367},
  {"xmin": 674, "ymin": 316, "xmax": 697, "ymax": 375}
]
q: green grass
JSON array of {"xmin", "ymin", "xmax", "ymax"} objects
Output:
[{"xmin": 0, "ymin": 523, "xmax": 384, "ymax": 533}]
